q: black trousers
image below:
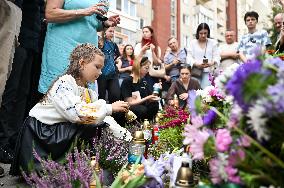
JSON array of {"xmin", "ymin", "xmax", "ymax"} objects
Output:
[
  {"xmin": 97, "ymin": 75, "xmax": 121, "ymax": 103},
  {"xmin": 130, "ymin": 101, "xmax": 159, "ymax": 121},
  {"xmin": 0, "ymin": 47, "xmax": 35, "ymax": 149}
]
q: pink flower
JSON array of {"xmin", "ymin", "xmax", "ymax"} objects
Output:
[
  {"xmin": 189, "ymin": 130, "xmax": 210, "ymax": 160},
  {"xmin": 216, "ymin": 129, "xmax": 232, "ymax": 152},
  {"xmin": 191, "ymin": 115, "xmax": 204, "ymax": 128},
  {"xmin": 228, "ymin": 149, "xmax": 246, "ymax": 165},
  {"xmin": 209, "ymin": 158, "xmax": 222, "ymax": 184},
  {"xmin": 238, "ymin": 135, "xmax": 251, "ymax": 147},
  {"xmin": 225, "ymin": 165, "xmax": 242, "ymax": 184}
]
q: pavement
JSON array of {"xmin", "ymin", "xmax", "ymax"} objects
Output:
[{"xmin": 0, "ymin": 163, "xmax": 28, "ymax": 188}]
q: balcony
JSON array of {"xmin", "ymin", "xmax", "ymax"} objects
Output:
[
  {"xmin": 217, "ymin": 15, "xmax": 225, "ymax": 28},
  {"xmin": 194, "ymin": 5, "xmax": 214, "ymax": 19},
  {"xmin": 108, "ymin": 10, "xmax": 139, "ymax": 32},
  {"xmin": 196, "ymin": 0, "xmax": 211, "ymax": 5}
]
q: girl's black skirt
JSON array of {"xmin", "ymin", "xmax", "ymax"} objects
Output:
[{"xmin": 10, "ymin": 116, "xmax": 107, "ymax": 175}]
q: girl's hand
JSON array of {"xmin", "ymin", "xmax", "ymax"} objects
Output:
[
  {"xmin": 179, "ymin": 93, "xmax": 188, "ymax": 100},
  {"xmin": 111, "ymin": 101, "xmax": 129, "ymax": 112}
]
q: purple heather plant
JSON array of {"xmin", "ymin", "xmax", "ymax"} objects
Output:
[{"xmin": 22, "ymin": 148, "xmax": 93, "ymax": 188}]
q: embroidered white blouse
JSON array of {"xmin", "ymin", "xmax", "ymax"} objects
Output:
[
  {"xmin": 30, "ymin": 74, "xmax": 112, "ymax": 125},
  {"xmin": 29, "ymin": 74, "xmax": 132, "ymax": 141}
]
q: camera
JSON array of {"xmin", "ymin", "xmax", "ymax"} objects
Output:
[
  {"xmin": 98, "ymin": 0, "xmax": 109, "ymax": 12},
  {"xmin": 96, "ymin": 0, "xmax": 109, "ymax": 21},
  {"xmin": 203, "ymin": 58, "xmax": 208, "ymax": 64}
]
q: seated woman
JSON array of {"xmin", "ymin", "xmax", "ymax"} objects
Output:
[
  {"xmin": 121, "ymin": 57, "xmax": 159, "ymax": 121},
  {"xmin": 166, "ymin": 65, "xmax": 201, "ymax": 109},
  {"xmin": 10, "ymin": 43, "xmax": 132, "ymax": 175}
]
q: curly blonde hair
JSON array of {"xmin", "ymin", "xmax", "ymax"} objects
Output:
[
  {"xmin": 41, "ymin": 43, "xmax": 104, "ymax": 102},
  {"xmin": 67, "ymin": 43, "xmax": 105, "ymax": 80}
]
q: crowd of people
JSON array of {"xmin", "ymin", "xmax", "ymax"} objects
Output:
[{"xmin": 1, "ymin": 0, "xmax": 284, "ymax": 178}]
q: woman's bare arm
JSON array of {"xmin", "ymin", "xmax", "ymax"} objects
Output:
[{"xmin": 45, "ymin": 0, "xmax": 105, "ymax": 23}]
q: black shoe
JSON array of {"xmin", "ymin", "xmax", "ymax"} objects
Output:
[
  {"xmin": 0, "ymin": 145, "xmax": 14, "ymax": 164},
  {"xmin": 0, "ymin": 166, "xmax": 4, "ymax": 177}
]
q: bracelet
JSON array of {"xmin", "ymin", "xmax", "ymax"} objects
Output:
[{"xmin": 75, "ymin": 10, "xmax": 78, "ymax": 16}]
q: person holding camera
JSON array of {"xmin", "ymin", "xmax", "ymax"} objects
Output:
[
  {"xmin": 274, "ymin": 12, "xmax": 284, "ymax": 53},
  {"xmin": 186, "ymin": 23, "xmax": 220, "ymax": 88},
  {"xmin": 164, "ymin": 37, "xmax": 187, "ymax": 82},
  {"xmin": 38, "ymin": 0, "xmax": 121, "ymax": 94}
]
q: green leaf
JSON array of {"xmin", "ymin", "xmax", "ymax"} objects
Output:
[
  {"xmin": 243, "ymin": 73, "xmax": 276, "ymax": 103},
  {"xmin": 195, "ymin": 96, "xmax": 202, "ymax": 114},
  {"xmin": 71, "ymin": 179, "xmax": 81, "ymax": 188},
  {"xmin": 123, "ymin": 175, "xmax": 147, "ymax": 188},
  {"xmin": 94, "ymin": 173, "xmax": 102, "ymax": 188}
]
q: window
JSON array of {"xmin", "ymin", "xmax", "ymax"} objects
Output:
[
  {"xmin": 171, "ymin": 15, "xmax": 176, "ymax": 36},
  {"xmin": 139, "ymin": 18, "xmax": 144, "ymax": 29},
  {"xmin": 140, "ymin": 0, "xmax": 145, "ymax": 4},
  {"xmin": 183, "ymin": 0, "xmax": 189, "ymax": 4},
  {"xmin": 130, "ymin": 1, "xmax": 136, "ymax": 16},
  {"xmin": 109, "ymin": 0, "xmax": 116, "ymax": 9},
  {"xmin": 116, "ymin": 0, "xmax": 122, "ymax": 10},
  {"xmin": 123, "ymin": 0, "xmax": 129, "ymax": 13},
  {"xmin": 183, "ymin": 35, "xmax": 190, "ymax": 48},
  {"xmin": 114, "ymin": 37, "xmax": 123, "ymax": 44},
  {"xmin": 171, "ymin": 0, "xmax": 176, "ymax": 14},
  {"xmin": 183, "ymin": 14, "xmax": 190, "ymax": 25}
]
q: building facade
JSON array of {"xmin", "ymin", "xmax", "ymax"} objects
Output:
[
  {"xmin": 236, "ymin": 0, "xmax": 272, "ymax": 41},
  {"xmin": 107, "ymin": 0, "xmax": 272, "ymax": 55}
]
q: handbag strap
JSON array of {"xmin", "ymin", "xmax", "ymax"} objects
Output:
[{"xmin": 204, "ymin": 39, "xmax": 208, "ymax": 58}]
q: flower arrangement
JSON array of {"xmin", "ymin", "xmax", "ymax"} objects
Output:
[
  {"xmin": 92, "ymin": 130, "xmax": 131, "ymax": 175},
  {"xmin": 22, "ymin": 129, "xmax": 131, "ymax": 187},
  {"xmin": 147, "ymin": 107, "xmax": 189, "ymax": 159},
  {"xmin": 22, "ymin": 147, "xmax": 93, "ymax": 188},
  {"xmin": 189, "ymin": 84, "xmax": 232, "ymax": 129},
  {"xmin": 185, "ymin": 54, "xmax": 284, "ymax": 187},
  {"xmin": 158, "ymin": 106, "xmax": 189, "ymax": 129}
]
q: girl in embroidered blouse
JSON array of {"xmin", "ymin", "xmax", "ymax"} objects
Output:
[{"xmin": 11, "ymin": 43, "xmax": 131, "ymax": 175}]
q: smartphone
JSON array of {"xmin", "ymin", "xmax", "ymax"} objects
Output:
[
  {"xmin": 203, "ymin": 58, "xmax": 208, "ymax": 64},
  {"xmin": 98, "ymin": 0, "xmax": 109, "ymax": 12}
]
